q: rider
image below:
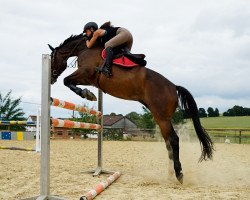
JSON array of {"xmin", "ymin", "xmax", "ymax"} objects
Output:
[{"xmin": 83, "ymin": 21, "xmax": 133, "ymax": 77}]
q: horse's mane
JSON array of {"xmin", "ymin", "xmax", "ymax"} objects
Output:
[
  {"xmin": 57, "ymin": 32, "xmax": 103, "ymax": 50},
  {"xmin": 58, "ymin": 34, "xmax": 84, "ymax": 48},
  {"xmin": 56, "ymin": 22, "xmax": 113, "ymax": 49},
  {"xmin": 100, "ymin": 21, "xmax": 112, "ymax": 29}
]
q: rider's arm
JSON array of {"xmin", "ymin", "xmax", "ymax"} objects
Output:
[{"xmin": 86, "ymin": 29, "xmax": 106, "ymax": 48}]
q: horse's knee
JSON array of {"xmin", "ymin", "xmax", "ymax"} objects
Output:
[
  {"xmin": 63, "ymin": 77, "xmax": 69, "ymax": 86},
  {"xmin": 63, "ymin": 77, "xmax": 72, "ymax": 86}
]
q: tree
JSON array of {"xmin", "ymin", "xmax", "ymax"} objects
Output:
[
  {"xmin": 0, "ymin": 90, "xmax": 25, "ymax": 131},
  {"xmin": 172, "ymin": 108, "xmax": 185, "ymax": 124},
  {"xmin": 198, "ymin": 108, "xmax": 207, "ymax": 118},
  {"xmin": 141, "ymin": 106, "xmax": 156, "ymax": 129},
  {"xmin": 244, "ymin": 108, "xmax": 250, "ymax": 116},
  {"xmin": 126, "ymin": 108, "xmax": 156, "ymax": 129},
  {"xmin": 223, "ymin": 111, "xmax": 228, "ymax": 116},
  {"xmin": 228, "ymin": 108, "xmax": 235, "ymax": 116},
  {"xmin": 126, "ymin": 111, "xmax": 143, "ymax": 127},
  {"xmin": 207, "ymin": 107, "xmax": 219, "ymax": 117},
  {"xmin": 110, "ymin": 112, "xmax": 117, "ymax": 116},
  {"xmin": 214, "ymin": 108, "xmax": 219, "ymax": 117},
  {"xmin": 207, "ymin": 107, "xmax": 215, "ymax": 117},
  {"xmin": 103, "ymin": 128, "xmax": 123, "ymax": 140},
  {"xmin": 233, "ymin": 105, "xmax": 245, "ymax": 116},
  {"xmin": 223, "ymin": 105, "xmax": 250, "ymax": 116}
]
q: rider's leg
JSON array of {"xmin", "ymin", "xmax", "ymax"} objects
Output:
[
  {"xmin": 100, "ymin": 46, "xmax": 114, "ymax": 77},
  {"xmin": 100, "ymin": 28, "xmax": 133, "ymax": 77}
]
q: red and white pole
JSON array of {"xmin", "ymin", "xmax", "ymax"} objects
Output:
[{"xmin": 80, "ymin": 172, "xmax": 121, "ymax": 200}]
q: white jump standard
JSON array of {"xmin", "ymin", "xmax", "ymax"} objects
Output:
[{"xmin": 25, "ymin": 54, "xmax": 116, "ymax": 200}]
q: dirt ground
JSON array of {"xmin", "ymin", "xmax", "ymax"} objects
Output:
[{"xmin": 0, "ymin": 140, "xmax": 249, "ymax": 200}]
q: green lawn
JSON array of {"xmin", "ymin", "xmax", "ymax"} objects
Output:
[
  {"xmin": 200, "ymin": 116, "xmax": 250, "ymax": 129},
  {"xmin": 186, "ymin": 116, "xmax": 250, "ymax": 144}
]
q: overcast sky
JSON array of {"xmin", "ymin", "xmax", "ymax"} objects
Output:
[{"xmin": 0, "ymin": 0, "xmax": 250, "ymax": 118}]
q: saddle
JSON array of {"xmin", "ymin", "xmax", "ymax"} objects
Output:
[{"xmin": 101, "ymin": 47, "xmax": 147, "ymax": 68}]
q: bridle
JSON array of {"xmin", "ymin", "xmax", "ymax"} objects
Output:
[{"xmin": 51, "ymin": 34, "xmax": 88, "ymax": 81}]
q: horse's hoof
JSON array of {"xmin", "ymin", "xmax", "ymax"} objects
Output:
[
  {"xmin": 85, "ymin": 93, "xmax": 97, "ymax": 101},
  {"xmin": 81, "ymin": 89, "xmax": 97, "ymax": 101},
  {"xmin": 86, "ymin": 92, "xmax": 97, "ymax": 101},
  {"xmin": 88, "ymin": 95, "xmax": 97, "ymax": 101},
  {"xmin": 177, "ymin": 173, "xmax": 183, "ymax": 184}
]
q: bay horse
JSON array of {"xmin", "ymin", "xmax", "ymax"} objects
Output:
[{"xmin": 48, "ymin": 34, "xmax": 213, "ymax": 183}]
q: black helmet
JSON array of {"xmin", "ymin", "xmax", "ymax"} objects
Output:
[{"xmin": 83, "ymin": 22, "xmax": 98, "ymax": 32}]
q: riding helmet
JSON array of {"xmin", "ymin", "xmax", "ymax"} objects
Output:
[{"xmin": 83, "ymin": 22, "xmax": 98, "ymax": 32}]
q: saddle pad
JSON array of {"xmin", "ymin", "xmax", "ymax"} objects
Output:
[{"xmin": 101, "ymin": 49, "xmax": 139, "ymax": 68}]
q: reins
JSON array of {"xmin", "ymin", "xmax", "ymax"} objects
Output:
[
  {"xmin": 53, "ymin": 34, "xmax": 105, "ymax": 91},
  {"xmin": 66, "ymin": 38, "xmax": 84, "ymax": 68}
]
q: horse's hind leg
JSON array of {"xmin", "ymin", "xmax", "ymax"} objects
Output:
[
  {"xmin": 158, "ymin": 120, "xmax": 183, "ymax": 183},
  {"xmin": 63, "ymin": 69, "xmax": 97, "ymax": 101},
  {"xmin": 169, "ymin": 124, "xmax": 183, "ymax": 183},
  {"xmin": 166, "ymin": 140, "xmax": 175, "ymax": 177}
]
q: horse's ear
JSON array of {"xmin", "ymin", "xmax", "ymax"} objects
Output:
[{"xmin": 48, "ymin": 44, "xmax": 55, "ymax": 51}]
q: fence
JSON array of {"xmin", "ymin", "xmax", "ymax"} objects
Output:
[
  {"xmin": 119, "ymin": 127, "xmax": 250, "ymax": 144},
  {"xmin": 205, "ymin": 128, "xmax": 250, "ymax": 144},
  {"xmin": 0, "ymin": 110, "xmax": 41, "ymax": 152}
]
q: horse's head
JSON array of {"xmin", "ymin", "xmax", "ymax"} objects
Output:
[
  {"xmin": 48, "ymin": 44, "xmax": 67, "ymax": 84},
  {"xmin": 48, "ymin": 34, "xmax": 87, "ymax": 84}
]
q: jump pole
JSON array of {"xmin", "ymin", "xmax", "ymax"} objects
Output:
[
  {"xmin": 50, "ymin": 94, "xmax": 110, "ymax": 176},
  {"xmin": 0, "ymin": 121, "xmax": 36, "ymax": 125},
  {"xmin": 80, "ymin": 171, "xmax": 121, "ymax": 200},
  {"xmin": 35, "ymin": 108, "xmax": 41, "ymax": 152},
  {"xmin": 0, "ymin": 110, "xmax": 41, "ymax": 152},
  {"xmin": 25, "ymin": 54, "xmax": 114, "ymax": 199},
  {"xmin": 40, "ymin": 54, "xmax": 66, "ymax": 199},
  {"xmin": 0, "ymin": 146, "xmax": 35, "ymax": 151},
  {"xmin": 24, "ymin": 54, "xmax": 66, "ymax": 200},
  {"xmin": 82, "ymin": 89, "xmax": 114, "ymax": 176}
]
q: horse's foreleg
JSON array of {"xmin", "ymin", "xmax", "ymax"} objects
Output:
[
  {"xmin": 63, "ymin": 73, "xmax": 97, "ymax": 101},
  {"xmin": 67, "ymin": 84, "xmax": 97, "ymax": 101}
]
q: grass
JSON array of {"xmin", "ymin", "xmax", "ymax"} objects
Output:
[
  {"xmin": 200, "ymin": 116, "xmax": 250, "ymax": 129},
  {"xmin": 186, "ymin": 116, "xmax": 250, "ymax": 144}
]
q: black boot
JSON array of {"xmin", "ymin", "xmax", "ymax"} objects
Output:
[{"xmin": 101, "ymin": 46, "xmax": 113, "ymax": 77}]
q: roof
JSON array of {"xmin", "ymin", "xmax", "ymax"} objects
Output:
[
  {"xmin": 28, "ymin": 115, "xmax": 37, "ymax": 121},
  {"xmin": 103, "ymin": 115, "xmax": 124, "ymax": 126}
]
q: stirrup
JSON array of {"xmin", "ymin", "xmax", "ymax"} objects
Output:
[
  {"xmin": 95, "ymin": 67, "xmax": 103, "ymax": 73},
  {"xmin": 96, "ymin": 66, "xmax": 112, "ymax": 77},
  {"xmin": 102, "ymin": 67, "xmax": 112, "ymax": 77}
]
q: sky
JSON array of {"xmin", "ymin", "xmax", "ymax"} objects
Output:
[{"xmin": 0, "ymin": 0, "xmax": 250, "ymax": 118}]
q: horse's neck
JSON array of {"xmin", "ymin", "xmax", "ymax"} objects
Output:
[
  {"xmin": 65, "ymin": 39, "xmax": 87, "ymax": 57},
  {"xmin": 77, "ymin": 45, "xmax": 102, "ymax": 59}
]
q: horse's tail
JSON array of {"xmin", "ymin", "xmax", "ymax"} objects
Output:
[{"xmin": 176, "ymin": 85, "xmax": 214, "ymax": 162}]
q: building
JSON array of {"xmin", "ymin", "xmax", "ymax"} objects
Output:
[
  {"xmin": 103, "ymin": 115, "xmax": 137, "ymax": 132},
  {"xmin": 52, "ymin": 127, "xmax": 74, "ymax": 139},
  {"xmin": 26, "ymin": 115, "xmax": 37, "ymax": 132},
  {"xmin": 52, "ymin": 115, "xmax": 138, "ymax": 139},
  {"xmin": 25, "ymin": 114, "xmax": 138, "ymax": 139}
]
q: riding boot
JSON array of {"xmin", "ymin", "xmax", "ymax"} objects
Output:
[{"xmin": 101, "ymin": 46, "xmax": 113, "ymax": 77}]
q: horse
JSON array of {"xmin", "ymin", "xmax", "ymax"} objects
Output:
[{"xmin": 48, "ymin": 34, "xmax": 214, "ymax": 183}]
